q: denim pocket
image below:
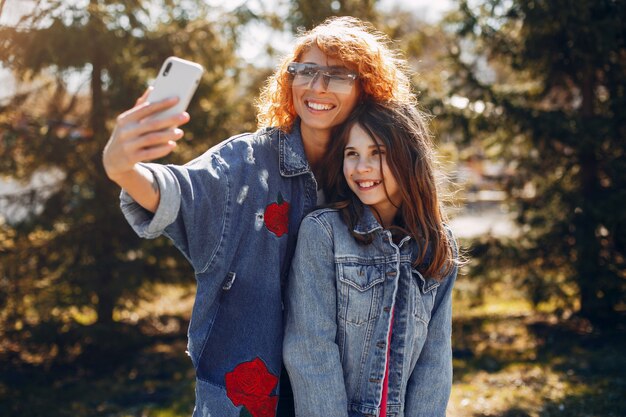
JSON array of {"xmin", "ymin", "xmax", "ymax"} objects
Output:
[
  {"xmin": 338, "ymin": 263, "xmax": 385, "ymax": 325},
  {"xmin": 410, "ymin": 268, "xmax": 439, "ymax": 325}
]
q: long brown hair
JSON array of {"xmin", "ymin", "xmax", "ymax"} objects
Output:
[
  {"xmin": 256, "ymin": 16, "xmax": 416, "ymax": 131},
  {"xmin": 321, "ymin": 101, "xmax": 455, "ymax": 279}
]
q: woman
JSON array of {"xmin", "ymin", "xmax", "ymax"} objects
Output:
[
  {"xmin": 102, "ymin": 17, "xmax": 416, "ymax": 417},
  {"xmin": 283, "ymin": 101, "xmax": 459, "ymax": 417}
]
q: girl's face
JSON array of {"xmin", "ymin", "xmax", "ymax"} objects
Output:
[
  {"xmin": 343, "ymin": 123, "xmax": 401, "ymax": 226},
  {"xmin": 292, "ymin": 46, "xmax": 360, "ymax": 140}
]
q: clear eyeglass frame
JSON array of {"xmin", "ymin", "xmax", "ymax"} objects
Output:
[{"xmin": 287, "ymin": 62, "xmax": 358, "ymax": 94}]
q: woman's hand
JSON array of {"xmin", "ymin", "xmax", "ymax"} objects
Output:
[
  {"xmin": 102, "ymin": 88, "xmax": 191, "ymax": 212},
  {"xmin": 103, "ymin": 88, "xmax": 190, "ymax": 183}
]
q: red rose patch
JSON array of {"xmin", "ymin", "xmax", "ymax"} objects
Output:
[
  {"xmin": 264, "ymin": 192, "xmax": 289, "ymax": 237},
  {"xmin": 225, "ymin": 357, "xmax": 279, "ymax": 417}
]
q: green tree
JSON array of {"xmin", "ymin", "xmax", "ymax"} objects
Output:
[
  {"xmin": 0, "ymin": 0, "xmax": 257, "ymax": 346},
  {"xmin": 288, "ymin": 0, "xmax": 378, "ymax": 30},
  {"xmin": 445, "ymin": 0, "xmax": 626, "ymax": 322}
]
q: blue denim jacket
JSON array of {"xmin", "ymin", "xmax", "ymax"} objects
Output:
[
  {"xmin": 120, "ymin": 123, "xmax": 317, "ymax": 417},
  {"xmin": 283, "ymin": 206, "xmax": 458, "ymax": 417}
]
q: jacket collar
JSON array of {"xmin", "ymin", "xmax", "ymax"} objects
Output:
[
  {"xmin": 279, "ymin": 120, "xmax": 311, "ymax": 177},
  {"xmin": 352, "ymin": 203, "xmax": 384, "ymax": 235},
  {"xmin": 352, "ymin": 202, "xmax": 413, "ymax": 247}
]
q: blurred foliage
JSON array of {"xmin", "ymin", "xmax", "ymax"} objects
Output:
[
  {"xmin": 287, "ymin": 0, "xmax": 378, "ymax": 30},
  {"xmin": 450, "ymin": 308, "xmax": 626, "ymax": 417},
  {"xmin": 443, "ymin": 0, "xmax": 626, "ymax": 323},
  {"xmin": 0, "ymin": 0, "xmax": 262, "ymax": 346}
]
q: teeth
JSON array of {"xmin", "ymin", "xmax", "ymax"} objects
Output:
[
  {"xmin": 358, "ymin": 180, "xmax": 379, "ymax": 188},
  {"xmin": 307, "ymin": 101, "xmax": 333, "ymax": 111}
]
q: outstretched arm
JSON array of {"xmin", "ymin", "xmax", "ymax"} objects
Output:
[{"xmin": 102, "ymin": 88, "xmax": 189, "ymax": 212}]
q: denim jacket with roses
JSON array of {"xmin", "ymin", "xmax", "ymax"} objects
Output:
[
  {"xmin": 283, "ymin": 206, "xmax": 458, "ymax": 417},
  {"xmin": 120, "ymin": 122, "xmax": 317, "ymax": 417}
]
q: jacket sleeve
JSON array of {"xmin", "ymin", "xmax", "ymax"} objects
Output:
[
  {"xmin": 119, "ymin": 163, "xmax": 181, "ymax": 240},
  {"xmin": 119, "ymin": 151, "xmax": 229, "ymax": 273},
  {"xmin": 283, "ymin": 215, "xmax": 350, "ymax": 417},
  {"xmin": 404, "ymin": 231, "xmax": 459, "ymax": 417}
]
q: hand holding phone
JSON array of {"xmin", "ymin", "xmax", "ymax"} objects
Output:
[
  {"xmin": 103, "ymin": 56, "xmax": 203, "ymax": 195},
  {"xmin": 147, "ymin": 56, "xmax": 204, "ymax": 119}
]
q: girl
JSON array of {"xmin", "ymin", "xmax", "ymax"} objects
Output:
[{"xmin": 283, "ymin": 101, "xmax": 459, "ymax": 417}]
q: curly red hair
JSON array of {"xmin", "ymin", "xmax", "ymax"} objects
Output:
[{"xmin": 256, "ymin": 16, "xmax": 416, "ymax": 132}]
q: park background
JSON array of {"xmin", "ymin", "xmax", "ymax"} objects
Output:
[{"xmin": 0, "ymin": 0, "xmax": 624, "ymax": 416}]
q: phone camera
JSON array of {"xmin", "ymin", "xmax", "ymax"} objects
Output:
[{"xmin": 163, "ymin": 62, "xmax": 172, "ymax": 76}]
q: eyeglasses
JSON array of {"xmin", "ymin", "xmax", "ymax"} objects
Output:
[{"xmin": 287, "ymin": 62, "xmax": 358, "ymax": 94}]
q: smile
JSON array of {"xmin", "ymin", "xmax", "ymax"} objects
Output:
[
  {"xmin": 356, "ymin": 180, "xmax": 382, "ymax": 189},
  {"xmin": 306, "ymin": 100, "xmax": 334, "ymax": 111}
]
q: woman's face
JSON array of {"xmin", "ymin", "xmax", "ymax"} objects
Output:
[
  {"xmin": 292, "ymin": 46, "xmax": 360, "ymax": 139},
  {"xmin": 343, "ymin": 123, "xmax": 401, "ymax": 226}
]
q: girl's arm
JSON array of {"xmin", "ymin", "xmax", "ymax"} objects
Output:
[
  {"xmin": 404, "ymin": 233, "xmax": 459, "ymax": 417},
  {"xmin": 283, "ymin": 216, "xmax": 350, "ymax": 417}
]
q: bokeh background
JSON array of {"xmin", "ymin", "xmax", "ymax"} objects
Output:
[{"xmin": 1, "ymin": 1, "xmax": 624, "ymax": 416}]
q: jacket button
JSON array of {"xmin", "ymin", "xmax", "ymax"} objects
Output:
[
  {"xmin": 376, "ymin": 341, "xmax": 385, "ymax": 349},
  {"xmin": 383, "ymin": 306, "xmax": 391, "ymax": 312}
]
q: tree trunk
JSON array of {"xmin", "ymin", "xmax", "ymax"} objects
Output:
[
  {"xmin": 89, "ymin": 2, "xmax": 115, "ymax": 325},
  {"xmin": 575, "ymin": 66, "xmax": 606, "ymax": 321}
]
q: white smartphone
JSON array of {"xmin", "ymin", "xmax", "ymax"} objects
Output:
[{"xmin": 147, "ymin": 56, "xmax": 204, "ymax": 118}]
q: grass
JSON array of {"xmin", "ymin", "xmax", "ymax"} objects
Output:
[
  {"xmin": 450, "ymin": 291, "xmax": 626, "ymax": 417},
  {"xmin": 1, "ymin": 283, "xmax": 625, "ymax": 417}
]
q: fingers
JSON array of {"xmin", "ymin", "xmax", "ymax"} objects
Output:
[
  {"xmin": 104, "ymin": 121, "xmax": 184, "ymax": 175},
  {"xmin": 118, "ymin": 95, "xmax": 179, "ymax": 126},
  {"xmin": 104, "ymin": 93, "xmax": 189, "ymax": 177},
  {"xmin": 126, "ymin": 128, "xmax": 184, "ymax": 154},
  {"xmin": 140, "ymin": 111, "xmax": 190, "ymax": 134},
  {"xmin": 135, "ymin": 87, "xmax": 153, "ymax": 106},
  {"xmin": 136, "ymin": 141, "xmax": 179, "ymax": 161},
  {"xmin": 117, "ymin": 111, "xmax": 186, "ymax": 142},
  {"xmin": 108, "ymin": 127, "xmax": 181, "ymax": 170}
]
